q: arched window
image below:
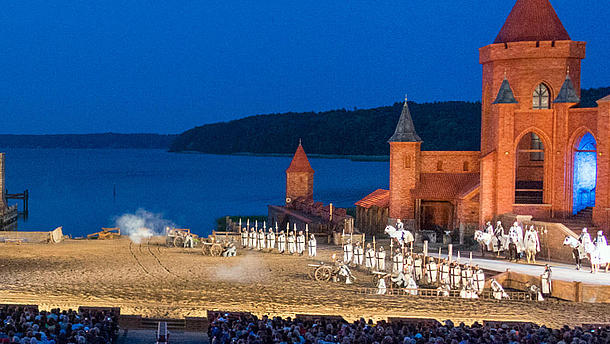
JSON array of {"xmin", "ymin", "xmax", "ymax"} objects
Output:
[
  {"xmin": 463, "ymin": 161, "xmax": 469, "ymax": 172},
  {"xmin": 533, "ymin": 83, "xmax": 551, "ymax": 110},
  {"xmin": 516, "ymin": 132, "xmax": 545, "ymax": 204},
  {"xmin": 436, "ymin": 160, "xmax": 443, "ymax": 171}
]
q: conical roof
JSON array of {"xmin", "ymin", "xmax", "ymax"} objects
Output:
[
  {"xmin": 493, "ymin": 78, "xmax": 518, "ymax": 104},
  {"xmin": 554, "ymin": 74, "xmax": 580, "ymax": 103},
  {"xmin": 286, "ymin": 142, "xmax": 314, "ymax": 173},
  {"xmin": 494, "ymin": 0, "xmax": 570, "ymax": 43},
  {"xmin": 388, "ymin": 98, "xmax": 422, "ymax": 143}
]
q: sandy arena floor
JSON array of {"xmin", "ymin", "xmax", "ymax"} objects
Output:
[{"xmin": 0, "ymin": 237, "xmax": 609, "ymax": 328}]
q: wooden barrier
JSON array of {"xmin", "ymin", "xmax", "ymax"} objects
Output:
[
  {"xmin": 295, "ymin": 314, "xmax": 346, "ymax": 322},
  {"xmin": 356, "ymin": 288, "xmax": 532, "ymax": 301},
  {"xmin": 0, "ymin": 304, "xmax": 39, "ymax": 312},
  {"xmin": 78, "ymin": 306, "xmax": 120, "ymax": 315}
]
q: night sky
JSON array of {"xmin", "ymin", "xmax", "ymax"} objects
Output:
[{"xmin": 1, "ymin": 1, "xmax": 608, "ymax": 134}]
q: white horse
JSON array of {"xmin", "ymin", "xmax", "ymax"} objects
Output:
[
  {"xmin": 474, "ymin": 230, "xmax": 508, "ymax": 257},
  {"xmin": 385, "ymin": 225, "xmax": 414, "ymax": 246},
  {"xmin": 563, "ymin": 236, "xmax": 588, "ymax": 269}
]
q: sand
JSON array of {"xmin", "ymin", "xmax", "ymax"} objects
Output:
[{"xmin": 0, "ymin": 236, "xmax": 609, "ymax": 328}]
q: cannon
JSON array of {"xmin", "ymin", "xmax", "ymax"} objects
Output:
[
  {"xmin": 201, "ymin": 237, "xmax": 224, "ymax": 256},
  {"xmin": 165, "ymin": 228, "xmax": 196, "ymax": 247}
]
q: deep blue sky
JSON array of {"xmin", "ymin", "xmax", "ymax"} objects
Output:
[{"xmin": 1, "ymin": 0, "xmax": 608, "ymax": 134}]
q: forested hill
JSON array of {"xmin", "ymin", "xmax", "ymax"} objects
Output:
[
  {"xmin": 170, "ymin": 87, "xmax": 610, "ymax": 156},
  {"xmin": 0, "ymin": 133, "xmax": 177, "ymax": 149}
]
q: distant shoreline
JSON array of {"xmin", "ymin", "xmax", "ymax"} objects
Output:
[{"xmin": 176, "ymin": 150, "xmax": 390, "ymax": 162}]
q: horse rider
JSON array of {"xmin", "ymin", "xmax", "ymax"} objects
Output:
[
  {"xmin": 541, "ymin": 264, "xmax": 552, "ymax": 296},
  {"xmin": 524, "ymin": 225, "xmax": 541, "ymax": 264},
  {"xmin": 240, "ymin": 227, "xmax": 248, "ymax": 248},
  {"xmin": 365, "ymin": 243, "xmax": 376, "ymax": 270},
  {"xmin": 308, "ymin": 233, "xmax": 317, "ymax": 257},
  {"xmin": 396, "ymin": 218, "xmax": 404, "ymax": 231},
  {"xmin": 376, "ymin": 246, "xmax": 386, "ymax": 271},
  {"xmin": 485, "ymin": 221, "xmax": 494, "ymax": 235},
  {"xmin": 494, "ymin": 221, "xmax": 505, "ymax": 240}
]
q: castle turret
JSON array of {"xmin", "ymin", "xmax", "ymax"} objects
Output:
[
  {"xmin": 285, "ymin": 141, "xmax": 314, "ymax": 204},
  {"xmin": 388, "ymin": 97, "xmax": 422, "ymax": 229}
]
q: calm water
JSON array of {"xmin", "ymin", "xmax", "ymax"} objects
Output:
[{"xmin": 1, "ymin": 148, "xmax": 388, "ymax": 237}]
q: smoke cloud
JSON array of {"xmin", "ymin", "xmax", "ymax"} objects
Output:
[
  {"xmin": 115, "ymin": 209, "xmax": 175, "ymax": 244},
  {"xmin": 212, "ymin": 253, "xmax": 270, "ymax": 283}
]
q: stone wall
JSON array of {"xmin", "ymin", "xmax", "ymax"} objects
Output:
[{"xmin": 420, "ymin": 151, "xmax": 481, "ymax": 173}]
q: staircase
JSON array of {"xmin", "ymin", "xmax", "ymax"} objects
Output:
[{"xmin": 545, "ymin": 207, "xmax": 595, "ymax": 235}]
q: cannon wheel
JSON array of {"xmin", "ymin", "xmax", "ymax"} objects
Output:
[
  {"xmin": 314, "ymin": 266, "xmax": 333, "ymax": 282},
  {"xmin": 201, "ymin": 245, "xmax": 210, "ymax": 255},
  {"xmin": 372, "ymin": 274, "xmax": 381, "ymax": 286},
  {"xmin": 174, "ymin": 236, "xmax": 185, "ymax": 248},
  {"xmin": 166, "ymin": 237, "xmax": 175, "ymax": 247},
  {"xmin": 210, "ymin": 243, "xmax": 223, "ymax": 256}
]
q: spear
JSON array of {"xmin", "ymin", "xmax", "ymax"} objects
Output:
[
  {"xmin": 255, "ymin": 220, "xmax": 258, "ymax": 230},
  {"xmin": 469, "ymin": 251, "xmax": 473, "ymax": 266},
  {"xmin": 439, "ymin": 246, "xmax": 442, "ymax": 260},
  {"xmin": 247, "ymin": 218, "xmax": 250, "ymax": 229},
  {"xmin": 239, "ymin": 218, "xmax": 242, "ymax": 229},
  {"xmin": 457, "ymin": 250, "xmax": 461, "ymax": 263}
]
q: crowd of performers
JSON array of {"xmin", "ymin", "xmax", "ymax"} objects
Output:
[
  {"xmin": 478, "ymin": 220, "xmax": 610, "ymax": 273},
  {"xmin": 240, "ymin": 221, "xmax": 318, "ymax": 257}
]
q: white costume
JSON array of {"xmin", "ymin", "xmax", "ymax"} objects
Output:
[
  {"xmin": 248, "ymin": 229, "xmax": 256, "ymax": 249},
  {"xmin": 426, "ymin": 259, "xmax": 437, "ymax": 284},
  {"xmin": 450, "ymin": 264, "xmax": 461, "ymax": 289},
  {"xmin": 524, "ymin": 226, "xmax": 541, "ymax": 263},
  {"xmin": 541, "ymin": 266, "xmax": 552, "ymax": 295},
  {"xmin": 439, "ymin": 262, "xmax": 450, "ymax": 285},
  {"xmin": 296, "ymin": 232, "xmax": 305, "ymax": 255},
  {"xmin": 376, "ymin": 248, "xmax": 386, "ymax": 271},
  {"xmin": 377, "ymin": 276, "xmax": 387, "ymax": 295},
  {"xmin": 343, "ymin": 242, "xmax": 353, "ymax": 263},
  {"xmin": 491, "ymin": 279, "xmax": 509, "ymax": 300},
  {"xmin": 365, "ymin": 245, "xmax": 376, "ymax": 269},
  {"xmin": 529, "ymin": 284, "xmax": 544, "ymax": 301},
  {"xmin": 406, "ymin": 275, "xmax": 418, "ymax": 296},
  {"xmin": 257, "ymin": 230, "xmax": 265, "ymax": 250},
  {"xmin": 240, "ymin": 228, "xmax": 248, "ymax": 248},
  {"xmin": 277, "ymin": 231, "xmax": 286, "ymax": 253},
  {"xmin": 308, "ymin": 234, "xmax": 317, "ymax": 257},
  {"xmin": 287, "ymin": 232, "xmax": 296, "ymax": 254},
  {"xmin": 404, "ymin": 254, "xmax": 414, "ymax": 276},
  {"xmin": 414, "ymin": 256, "xmax": 423, "ymax": 281},
  {"xmin": 473, "ymin": 268, "xmax": 485, "ymax": 293},
  {"xmin": 392, "ymin": 252, "xmax": 404, "ymax": 274},
  {"xmin": 353, "ymin": 244, "xmax": 364, "ymax": 265},
  {"xmin": 391, "ymin": 272, "xmax": 408, "ymax": 287},
  {"xmin": 266, "ymin": 230, "xmax": 276, "ymax": 250},
  {"xmin": 594, "ymin": 231, "xmax": 609, "ymax": 264}
]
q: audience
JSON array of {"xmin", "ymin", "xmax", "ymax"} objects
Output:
[
  {"xmin": 209, "ymin": 314, "xmax": 610, "ymax": 344},
  {"xmin": 0, "ymin": 306, "xmax": 118, "ymax": 344}
]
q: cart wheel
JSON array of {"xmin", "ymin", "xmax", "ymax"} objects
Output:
[
  {"xmin": 174, "ymin": 236, "xmax": 185, "ymax": 248},
  {"xmin": 166, "ymin": 237, "xmax": 174, "ymax": 247},
  {"xmin": 372, "ymin": 274, "xmax": 381, "ymax": 285},
  {"xmin": 314, "ymin": 266, "xmax": 332, "ymax": 282},
  {"xmin": 307, "ymin": 268, "xmax": 315, "ymax": 280},
  {"xmin": 201, "ymin": 245, "xmax": 210, "ymax": 255},
  {"xmin": 211, "ymin": 244, "xmax": 223, "ymax": 256}
]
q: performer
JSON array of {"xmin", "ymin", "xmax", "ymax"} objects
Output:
[
  {"xmin": 595, "ymin": 231, "xmax": 609, "ymax": 273},
  {"xmin": 462, "ymin": 264, "xmax": 473, "ymax": 288},
  {"xmin": 439, "ymin": 259, "xmax": 450, "ymax": 285},
  {"xmin": 257, "ymin": 228, "xmax": 265, "ymax": 250},
  {"xmin": 541, "ymin": 264, "xmax": 552, "ymax": 296},
  {"xmin": 183, "ymin": 233, "xmax": 194, "ymax": 248},
  {"xmin": 508, "ymin": 224, "xmax": 520, "ymax": 262},
  {"xmin": 365, "ymin": 243, "xmax": 376, "ymax": 270},
  {"xmin": 248, "ymin": 227, "xmax": 256, "ymax": 249},
  {"xmin": 266, "ymin": 228, "xmax": 276, "ymax": 250},
  {"xmin": 277, "ymin": 230, "xmax": 286, "ymax": 254},
  {"xmin": 524, "ymin": 226, "xmax": 541, "ymax": 264},
  {"xmin": 391, "ymin": 271, "xmax": 408, "ymax": 288},
  {"xmin": 406, "ymin": 275, "xmax": 418, "ymax": 296},
  {"xmin": 377, "ymin": 275, "xmax": 387, "ymax": 295},
  {"xmin": 353, "ymin": 242, "xmax": 364, "ymax": 266},
  {"xmin": 414, "ymin": 254, "xmax": 423, "ymax": 282},
  {"xmin": 392, "ymin": 249, "xmax": 404, "ymax": 274},
  {"xmin": 308, "ymin": 234, "xmax": 317, "ymax": 257},
  {"xmin": 425, "ymin": 257, "xmax": 437, "ymax": 285},
  {"xmin": 485, "ymin": 221, "xmax": 494, "ymax": 235},
  {"xmin": 296, "ymin": 230, "xmax": 305, "ymax": 255},
  {"xmin": 222, "ymin": 241, "xmax": 237, "ymax": 257},
  {"xmin": 528, "ymin": 284, "xmax": 544, "ymax": 301},
  {"xmin": 287, "ymin": 231, "xmax": 296, "ymax": 254},
  {"xmin": 490, "ymin": 278, "xmax": 509, "ymax": 300},
  {"xmin": 240, "ymin": 227, "xmax": 248, "ymax": 248},
  {"xmin": 343, "ymin": 240, "xmax": 353, "ymax": 264},
  {"xmin": 437, "ymin": 283, "xmax": 451, "ymax": 297},
  {"xmin": 473, "ymin": 265, "xmax": 485, "ymax": 294},
  {"xmin": 376, "ymin": 246, "xmax": 386, "ymax": 271},
  {"xmin": 450, "ymin": 262, "xmax": 461, "ymax": 289},
  {"xmin": 494, "ymin": 221, "xmax": 505, "ymax": 239},
  {"xmin": 396, "ymin": 218, "xmax": 404, "ymax": 231}
]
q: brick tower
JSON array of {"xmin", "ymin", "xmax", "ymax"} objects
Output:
[
  {"xmin": 479, "ymin": 0, "xmax": 587, "ymax": 223},
  {"xmin": 388, "ymin": 97, "xmax": 422, "ymax": 229},
  {"xmin": 285, "ymin": 141, "xmax": 314, "ymax": 205}
]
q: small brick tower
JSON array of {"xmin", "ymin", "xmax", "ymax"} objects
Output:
[
  {"xmin": 388, "ymin": 97, "xmax": 422, "ymax": 229},
  {"xmin": 285, "ymin": 141, "xmax": 314, "ymax": 205}
]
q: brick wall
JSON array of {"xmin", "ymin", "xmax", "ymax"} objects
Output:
[
  {"xmin": 420, "ymin": 151, "xmax": 480, "ymax": 173},
  {"xmin": 286, "ymin": 171, "xmax": 313, "ymax": 203},
  {"xmin": 389, "ymin": 142, "xmax": 421, "ymax": 226}
]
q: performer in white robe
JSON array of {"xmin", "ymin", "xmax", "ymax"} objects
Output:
[
  {"xmin": 308, "ymin": 234, "xmax": 317, "ymax": 257},
  {"xmin": 287, "ymin": 231, "xmax": 296, "ymax": 254},
  {"xmin": 353, "ymin": 242, "xmax": 364, "ymax": 266},
  {"xmin": 594, "ymin": 231, "xmax": 609, "ymax": 272},
  {"xmin": 392, "ymin": 250, "xmax": 404, "ymax": 274},
  {"xmin": 248, "ymin": 228, "xmax": 256, "ymax": 249},
  {"xmin": 508, "ymin": 225, "xmax": 521, "ymax": 262},
  {"xmin": 462, "ymin": 265, "xmax": 473, "ymax": 288},
  {"xmin": 343, "ymin": 240, "xmax": 353, "ymax": 264},
  {"xmin": 406, "ymin": 275, "xmax": 418, "ymax": 296},
  {"xmin": 524, "ymin": 226, "xmax": 541, "ymax": 263},
  {"xmin": 376, "ymin": 247, "xmax": 386, "ymax": 271},
  {"xmin": 365, "ymin": 243, "xmax": 376, "ymax": 270},
  {"xmin": 414, "ymin": 254, "xmax": 423, "ymax": 282},
  {"xmin": 494, "ymin": 221, "xmax": 505, "ymax": 239},
  {"xmin": 377, "ymin": 276, "xmax": 387, "ymax": 295},
  {"xmin": 266, "ymin": 228, "xmax": 276, "ymax": 250},
  {"xmin": 541, "ymin": 264, "xmax": 552, "ymax": 296},
  {"xmin": 439, "ymin": 260, "xmax": 450, "ymax": 285},
  {"xmin": 485, "ymin": 221, "xmax": 494, "ymax": 235},
  {"xmin": 426, "ymin": 257, "xmax": 437, "ymax": 284},
  {"xmin": 277, "ymin": 230, "xmax": 286, "ymax": 254},
  {"xmin": 257, "ymin": 229, "xmax": 265, "ymax": 250},
  {"xmin": 473, "ymin": 265, "xmax": 485, "ymax": 294},
  {"xmin": 450, "ymin": 263, "xmax": 461, "ymax": 289},
  {"xmin": 396, "ymin": 219, "xmax": 404, "ymax": 231},
  {"xmin": 296, "ymin": 231, "xmax": 305, "ymax": 255},
  {"xmin": 240, "ymin": 227, "xmax": 248, "ymax": 248},
  {"xmin": 528, "ymin": 284, "xmax": 544, "ymax": 301},
  {"xmin": 391, "ymin": 271, "xmax": 407, "ymax": 288},
  {"xmin": 404, "ymin": 253, "xmax": 414, "ymax": 276},
  {"xmin": 437, "ymin": 283, "xmax": 451, "ymax": 297},
  {"xmin": 491, "ymin": 278, "xmax": 509, "ymax": 300}
]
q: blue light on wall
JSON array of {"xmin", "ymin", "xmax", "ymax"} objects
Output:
[{"xmin": 573, "ymin": 133, "xmax": 597, "ymax": 214}]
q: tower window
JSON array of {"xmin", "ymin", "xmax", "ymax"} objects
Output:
[
  {"xmin": 463, "ymin": 161, "xmax": 469, "ymax": 172},
  {"xmin": 530, "ymin": 133, "xmax": 544, "ymax": 161},
  {"xmin": 437, "ymin": 160, "xmax": 443, "ymax": 171},
  {"xmin": 533, "ymin": 83, "xmax": 551, "ymax": 110},
  {"xmin": 404, "ymin": 155, "xmax": 411, "ymax": 169}
]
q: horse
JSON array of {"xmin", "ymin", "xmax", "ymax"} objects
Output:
[
  {"xmin": 563, "ymin": 236, "xmax": 588, "ymax": 270},
  {"xmin": 473, "ymin": 230, "xmax": 508, "ymax": 257},
  {"xmin": 385, "ymin": 225, "xmax": 414, "ymax": 246}
]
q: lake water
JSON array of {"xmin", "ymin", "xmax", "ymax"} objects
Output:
[{"xmin": 1, "ymin": 148, "xmax": 388, "ymax": 237}]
